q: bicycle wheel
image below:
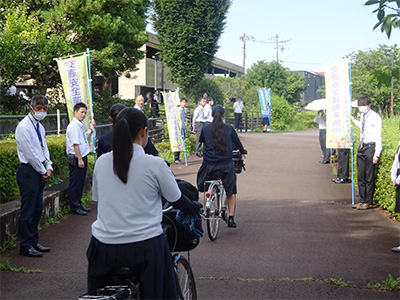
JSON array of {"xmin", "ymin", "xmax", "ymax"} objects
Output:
[
  {"xmin": 206, "ymin": 184, "xmax": 221, "ymax": 241},
  {"xmin": 174, "ymin": 255, "xmax": 197, "ymax": 300}
]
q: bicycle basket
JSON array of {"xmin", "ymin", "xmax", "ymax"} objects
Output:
[{"xmin": 162, "ymin": 209, "xmax": 200, "ymax": 252}]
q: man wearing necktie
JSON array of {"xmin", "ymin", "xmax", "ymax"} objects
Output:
[
  {"xmin": 351, "ymin": 96, "xmax": 382, "ymax": 210},
  {"xmin": 15, "ymin": 95, "xmax": 52, "ymax": 257}
]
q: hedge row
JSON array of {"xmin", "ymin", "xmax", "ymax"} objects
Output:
[
  {"xmin": 351, "ymin": 116, "xmax": 400, "ymax": 219},
  {"xmin": 0, "ymin": 133, "xmax": 197, "ymax": 204}
]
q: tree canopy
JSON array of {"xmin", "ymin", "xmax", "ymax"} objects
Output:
[
  {"xmin": 152, "ymin": 0, "xmax": 230, "ymax": 99},
  {"xmin": 243, "ymin": 61, "xmax": 306, "ymax": 104},
  {"xmin": 346, "ymin": 45, "xmax": 399, "ymax": 116},
  {"xmin": 0, "ymin": 0, "xmax": 149, "ymax": 99}
]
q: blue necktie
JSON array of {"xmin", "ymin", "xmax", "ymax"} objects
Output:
[{"xmin": 36, "ymin": 123, "xmax": 44, "ymax": 149}]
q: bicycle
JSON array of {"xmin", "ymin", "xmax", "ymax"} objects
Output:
[
  {"xmin": 203, "ymin": 150, "xmax": 246, "ymax": 241},
  {"xmin": 78, "ymin": 206, "xmax": 198, "ymax": 300}
]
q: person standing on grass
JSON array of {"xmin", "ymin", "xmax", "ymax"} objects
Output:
[
  {"xmin": 15, "ymin": 94, "xmax": 52, "ymax": 257},
  {"xmin": 351, "ymin": 96, "xmax": 382, "ymax": 210}
]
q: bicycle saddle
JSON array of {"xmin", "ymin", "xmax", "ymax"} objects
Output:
[{"xmin": 208, "ymin": 171, "xmax": 225, "ymax": 180}]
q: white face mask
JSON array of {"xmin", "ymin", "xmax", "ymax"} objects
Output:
[
  {"xmin": 33, "ymin": 110, "xmax": 47, "ymax": 121},
  {"xmin": 358, "ymin": 106, "xmax": 369, "ymax": 114}
]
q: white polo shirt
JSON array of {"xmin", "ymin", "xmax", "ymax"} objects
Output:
[
  {"xmin": 66, "ymin": 117, "xmax": 90, "ymax": 157},
  {"xmin": 233, "ymin": 101, "xmax": 243, "ymax": 114},
  {"xmin": 91, "ymin": 144, "xmax": 181, "ymax": 244}
]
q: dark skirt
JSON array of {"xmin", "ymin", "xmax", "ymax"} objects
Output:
[
  {"xmin": 197, "ymin": 161, "xmax": 237, "ymax": 195},
  {"xmin": 86, "ymin": 234, "xmax": 178, "ymax": 299}
]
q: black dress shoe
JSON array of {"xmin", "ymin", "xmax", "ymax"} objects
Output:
[
  {"xmin": 196, "ymin": 153, "xmax": 203, "ymax": 157},
  {"xmin": 319, "ymin": 160, "xmax": 330, "ymax": 164},
  {"xmin": 82, "ymin": 206, "xmax": 92, "ymax": 212},
  {"xmin": 70, "ymin": 209, "xmax": 87, "ymax": 216},
  {"xmin": 20, "ymin": 247, "xmax": 43, "ymax": 257},
  {"xmin": 33, "ymin": 243, "xmax": 50, "ymax": 252},
  {"xmin": 334, "ymin": 178, "xmax": 352, "ymax": 184}
]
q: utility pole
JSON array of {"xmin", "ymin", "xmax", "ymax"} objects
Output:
[
  {"xmin": 270, "ymin": 34, "xmax": 290, "ymax": 63},
  {"xmin": 239, "ymin": 33, "xmax": 253, "ymax": 73}
]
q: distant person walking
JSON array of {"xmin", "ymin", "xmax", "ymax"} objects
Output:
[
  {"xmin": 314, "ymin": 110, "xmax": 330, "ymax": 164},
  {"xmin": 351, "ymin": 96, "xmax": 382, "ymax": 210},
  {"xmin": 204, "ymin": 96, "xmax": 214, "ymax": 124},
  {"xmin": 192, "ymin": 98, "xmax": 207, "ymax": 157},
  {"xmin": 66, "ymin": 102, "xmax": 95, "ymax": 216},
  {"xmin": 15, "ymin": 95, "xmax": 52, "ymax": 257},
  {"xmin": 233, "ymin": 97, "xmax": 244, "ymax": 131}
]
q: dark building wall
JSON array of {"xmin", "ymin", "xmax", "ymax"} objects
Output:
[{"xmin": 294, "ymin": 71, "xmax": 325, "ymax": 103}]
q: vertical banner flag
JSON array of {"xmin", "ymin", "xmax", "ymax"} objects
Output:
[
  {"xmin": 325, "ymin": 61, "xmax": 351, "ymax": 149},
  {"xmin": 56, "ymin": 54, "xmax": 93, "ymax": 124},
  {"xmin": 162, "ymin": 91, "xmax": 185, "ymax": 153},
  {"xmin": 257, "ymin": 88, "xmax": 272, "ymax": 119}
]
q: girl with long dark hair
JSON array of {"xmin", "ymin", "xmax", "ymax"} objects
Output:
[
  {"xmin": 197, "ymin": 105, "xmax": 247, "ymax": 228},
  {"xmin": 87, "ymin": 107, "xmax": 201, "ymax": 299}
]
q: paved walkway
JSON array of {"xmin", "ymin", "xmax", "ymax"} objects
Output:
[{"xmin": 1, "ymin": 129, "xmax": 399, "ymax": 299}]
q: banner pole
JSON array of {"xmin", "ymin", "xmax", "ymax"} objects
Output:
[
  {"xmin": 86, "ymin": 48, "xmax": 97, "ymax": 162},
  {"xmin": 349, "ymin": 60, "xmax": 355, "ymax": 205}
]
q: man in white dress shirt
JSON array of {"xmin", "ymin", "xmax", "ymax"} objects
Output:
[
  {"xmin": 192, "ymin": 98, "xmax": 207, "ymax": 157},
  {"xmin": 134, "ymin": 94, "xmax": 145, "ymax": 111},
  {"xmin": 351, "ymin": 96, "xmax": 382, "ymax": 210},
  {"xmin": 15, "ymin": 95, "xmax": 52, "ymax": 257},
  {"xmin": 66, "ymin": 102, "xmax": 95, "ymax": 215}
]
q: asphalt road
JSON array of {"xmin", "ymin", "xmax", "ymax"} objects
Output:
[{"xmin": 1, "ymin": 129, "xmax": 399, "ymax": 299}]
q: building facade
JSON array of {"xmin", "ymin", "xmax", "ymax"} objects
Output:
[{"xmin": 293, "ymin": 70, "xmax": 325, "ymax": 103}]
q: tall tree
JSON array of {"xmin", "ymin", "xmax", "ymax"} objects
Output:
[
  {"xmin": 0, "ymin": 0, "xmax": 149, "ymax": 96},
  {"xmin": 243, "ymin": 61, "xmax": 306, "ymax": 104},
  {"xmin": 152, "ymin": 0, "xmax": 230, "ymax": 99},
  {"xmin": 41, "ymin": 0, "xmax": 150, "ymax": 91},
  {"xmin": 346, "ymin": 45, "xmax": 399, "ymax": 116}
]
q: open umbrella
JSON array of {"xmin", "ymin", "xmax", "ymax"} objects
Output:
[{"xmin": 304, "ymin": 98, "xmax": 326, "ymax": 111}]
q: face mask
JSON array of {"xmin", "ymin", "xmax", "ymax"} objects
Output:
[
  {"xmin": 358, "ymin": 106, "xmax": 369, "ymax": 114},
  {"xmin": 33, "ymin": 110, "xmax": 47, "ymax": 121}
]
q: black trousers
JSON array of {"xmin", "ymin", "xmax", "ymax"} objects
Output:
[
  {"xmin": 195, "ymin": 122, "xmax": 204, "ymax": 155},
  {"xmin": 337, "ymin": 148, "xmax": 350, "ymax": 179},
  {"xmin": 357, "ymin": 143, "xmax": 376, "ymax": 204},
  {"xmin": 16, "ymin": 164, "xmax": 44, "ymax": 250},
  {"xmin": 234, "ymin": 113, "xmax": 242, "ymax": 130},
  {"xmin": 68, "ymin": 155, "xmax": 88, "ymax": 211}
]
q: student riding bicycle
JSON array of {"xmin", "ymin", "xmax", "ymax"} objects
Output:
[
  {"xmin": 86, "ymin": 107, "xmax": 202, "ymax": 299},
  {"xmin": 196, "ymin": 104, "xmax": 247, "ymax": 228}
]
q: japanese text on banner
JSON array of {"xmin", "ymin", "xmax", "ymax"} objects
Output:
[
  {"xmin": 163, "ymin": 91, "xmax": 185, "ymax": 152},
  {"xmin": 325, "ymin": 61, "xmax": 351, "ymax": 149},
  {"xmin": 257, "ymin": 88, "xmax": 272, "ymax": 118}
]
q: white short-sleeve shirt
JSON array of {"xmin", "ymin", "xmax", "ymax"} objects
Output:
[
  {"xmin": 66, "ymin": 118, "xmax": 90, "ymax": 157},
  {"xmin": 91, "ymin": 144, "xmax": 181, "ymax": 244}
]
